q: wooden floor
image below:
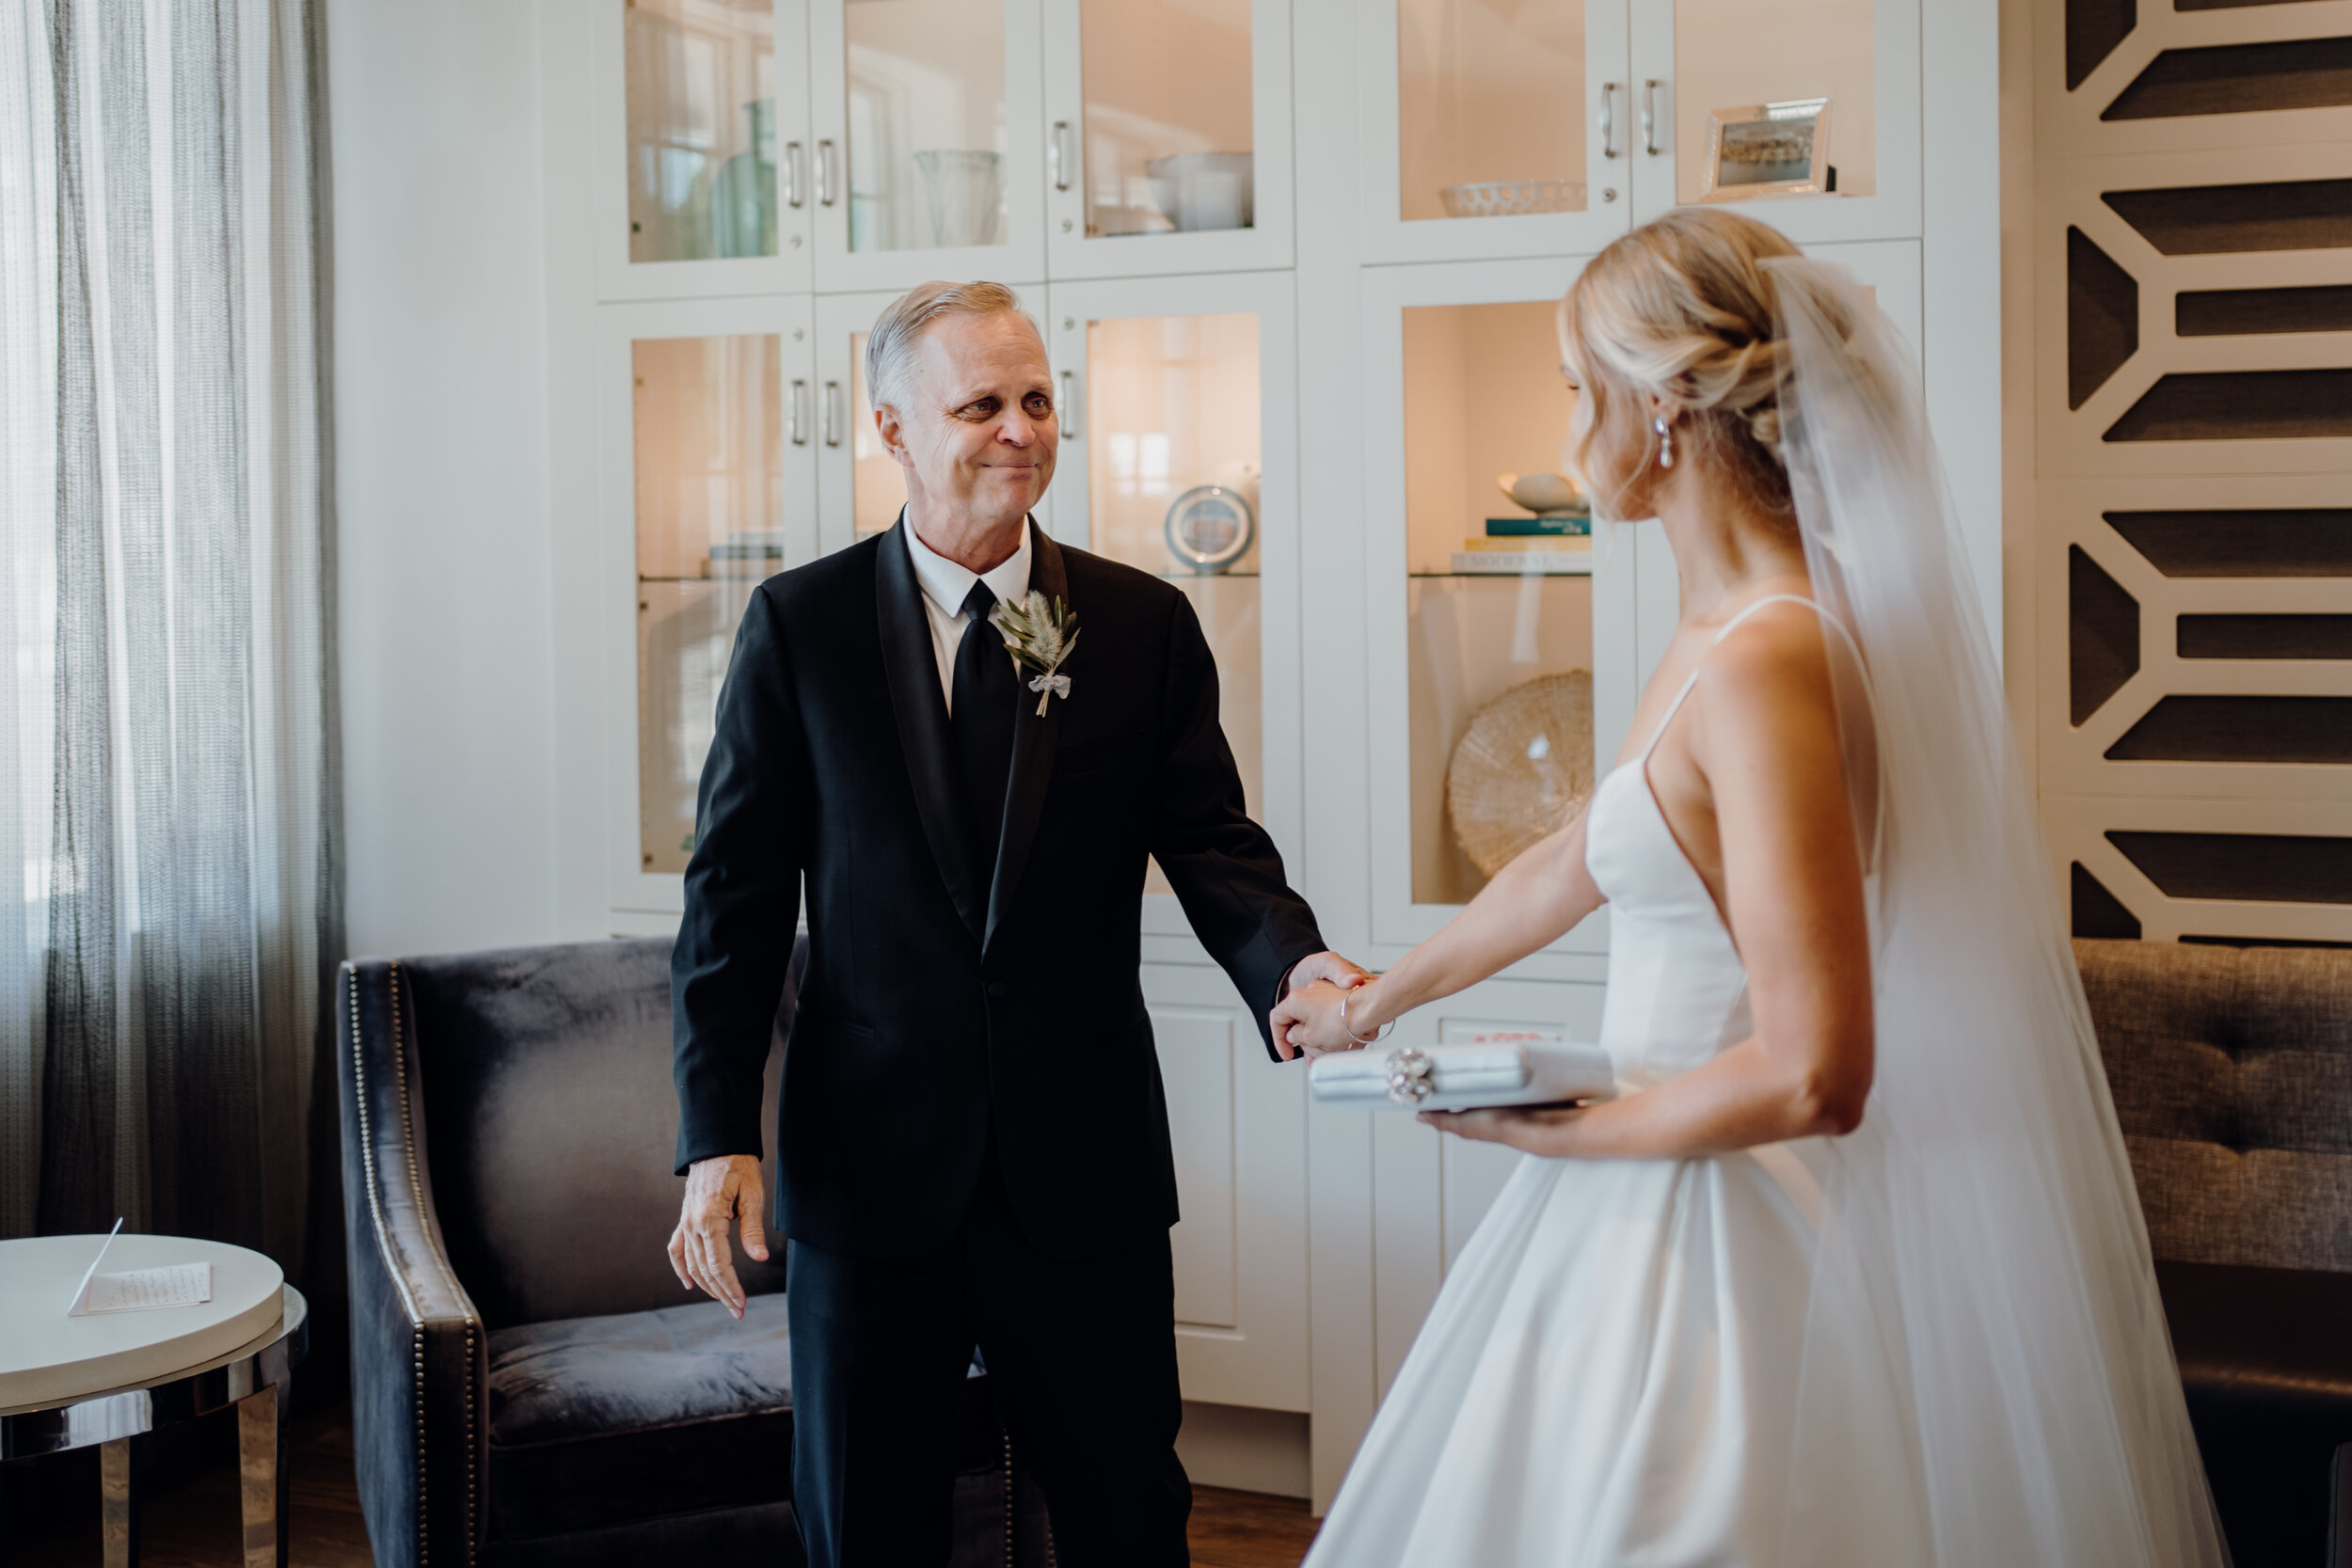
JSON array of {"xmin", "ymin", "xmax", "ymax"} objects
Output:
[{"xmin": 8, "ymin": 1398, "xmax": 1318, "ymax": 1567}]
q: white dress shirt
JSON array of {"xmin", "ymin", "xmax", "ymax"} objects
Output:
[{"xmin": 902, "ymin": 515, "xmax": 1035, "ymax": 717}]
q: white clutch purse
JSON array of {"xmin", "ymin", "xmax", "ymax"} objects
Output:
[{"xmin": 1308, "ymin": 1040, "xmax": 1617, "ymax": 1112}]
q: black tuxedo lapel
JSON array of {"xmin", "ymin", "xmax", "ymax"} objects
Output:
[
  {"xmin": 986, "ymin": 528, "xmax": 1066, "ymax": 948},
  {"xmin": 875, "ymin": 517, "xmax": 988, "ymax": 941}
]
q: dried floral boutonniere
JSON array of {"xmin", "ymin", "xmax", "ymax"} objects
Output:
[{"xmin": 988, "ymin": 590, "xmax": 1079, "ymax": 716}]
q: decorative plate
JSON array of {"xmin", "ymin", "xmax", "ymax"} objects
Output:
[
  {"xmin": 1446, "ymin": 672, "xmax": 1597, "ymax": 879},
  {"xmin": 1164, "ymin": 484, "xmax": 1256, "ymax": 574}
]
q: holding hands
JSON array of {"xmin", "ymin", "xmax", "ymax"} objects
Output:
[{"xmin": 1272, "ymin": 952, "xmax": 1384, "ymax": 1060}]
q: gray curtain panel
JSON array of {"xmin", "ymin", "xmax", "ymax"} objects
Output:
[{"xmin": 0, "ymin": 0, "xmax": 341, "ymax": 1275}]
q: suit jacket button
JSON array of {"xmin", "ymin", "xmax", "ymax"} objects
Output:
[{"xmin": 986, "ymin": 979, "xmax": 1010, "ymax": 1000}]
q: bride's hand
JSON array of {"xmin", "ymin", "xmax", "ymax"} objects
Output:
[
  {"xmin": 1270, "ymin": 978, "xmax": 1367, "ymax": 1060},
  {"xmin": 1420, "ymin": 1103, "xmax": 1590, "ymax": 1157}
]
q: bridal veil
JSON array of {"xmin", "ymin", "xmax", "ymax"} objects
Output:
[{"xmin": 1765, "ymin": 258, "xmax": 2231, "ymax": 1566}]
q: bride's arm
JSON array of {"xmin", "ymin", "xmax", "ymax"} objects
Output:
[
  {"xmin": 1270, "ymin": 808, "xmax": 1605, "ymax": 1057},
  {"xmin": 1431, "ymin": 618, "xmax": 1875, "ymax": 1157}
]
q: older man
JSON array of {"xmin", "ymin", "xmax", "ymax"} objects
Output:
[{"xmin": 666, "ymin": 281, "xmax": 1357, "ymax": 1566}]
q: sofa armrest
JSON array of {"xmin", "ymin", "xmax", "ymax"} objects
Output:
[
  {"xmin": 339, "ymin": 958, "xmax": 487, "ymax": 1568},
  {"xmin": 2331, "ymin": 1442, "xmax": 2351, "ymax": 1568}
]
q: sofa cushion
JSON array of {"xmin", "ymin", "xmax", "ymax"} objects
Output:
[
  {"xmin": 2075, "ymin": 939, "xmax": 2352, "ymax": 1272},
  {"xmin": 485, "ymin": 1294, "xmax": 795, "ymax": 1541},
  {"xmin": 2160, "ymin": 1260, "xmax": 2352, "ymax": 1568}
]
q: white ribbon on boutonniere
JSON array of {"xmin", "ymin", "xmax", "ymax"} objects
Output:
[{"xmin": 988, "ymin": 590, "xmax": 1079, "ymax": 716}]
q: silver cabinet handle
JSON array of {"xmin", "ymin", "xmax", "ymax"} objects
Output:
[
  {"xmin": 1058, "ymin": 370, "xmax": 1080, "ymax": 437},
  {"xmin": 1049, "ymin": 121, "xmax": 1073, "ymax": 191},
  {"xmin": 784, "ymin": 141, "xmax": 805, "ymax": 209},
  {"xmin": 817, "ymin": 139, "xmax": 837, "ymax": 207},
  {"xmin": 822, "ymin": 380, "xmax": 844, "ymax": 447},
  {"xmin": 1642, "ymin": 80, "xmax": 1662, "ymax": 156},
  {"xmin": 1599, "ymin": 82, "xmax": 1622, "ymax": 159},
  {"xmin": 789, "ymin": 378, "xmax": 810, "ymax": 446}
]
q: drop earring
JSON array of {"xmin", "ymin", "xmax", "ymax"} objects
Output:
[{"xmin": 1654, "ymin": 415, "xmax": 1675, "ymax": 469}]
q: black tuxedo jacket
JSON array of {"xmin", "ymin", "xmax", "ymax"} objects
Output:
[{"xmin": 672, "ymin": 520, "xmax": 1325, "ymax": 1261}]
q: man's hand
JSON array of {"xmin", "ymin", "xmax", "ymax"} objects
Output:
[
  {"xmin": 1276, "ymin": 952, "xmax": 1371, "ymax": 1060},
  {"xmin": 668, "ymin": 1153, "xmax": 769, "ymax": 1319}
]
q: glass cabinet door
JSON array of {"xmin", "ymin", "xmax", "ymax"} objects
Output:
[
  {"xmin": 1361, "ymin": 260, "xmax": 1640, "ymax": 952},
  {"xmin": 598, "ymin": 0, "xmax": 814, "ymax": 297},
  {"xmin": 809, "ymin": 0, "xmax": 1047, "ymax": 290},
  {"xmin": 1628, "ymin": 0, "xmax": 1918, "ymax": 243},
  {"xmin": 1041, "ymin": 0, "xmax": 1294, "ymax": 277},
  {"xmin": 1359, "ymin": 0, "xmax": 1631, "ymax": 265},
  {"xmin": 1046, "ymin": 275, "xmax": 1298, "ymax": 923},
  {"xmin": 604, "ymin": 299, "xmax": 817, "ymax": 906}
]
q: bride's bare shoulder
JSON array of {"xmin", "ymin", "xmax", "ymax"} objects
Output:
[{"xmin": 1693, "ymin": 598, "xmax": 1842, "ymax": 735}]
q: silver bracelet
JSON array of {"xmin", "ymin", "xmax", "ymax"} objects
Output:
[{"xmin": 1340, "ymin": 990, "xmax": 1394, "ymax": 1046}]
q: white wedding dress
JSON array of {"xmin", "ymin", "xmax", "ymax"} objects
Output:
[{"xmin": 1303, "ymin": 598, "xmax": 1920, "ymax": 1568}]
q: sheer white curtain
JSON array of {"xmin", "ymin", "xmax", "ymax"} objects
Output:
[{"xmin": 0, "ymin": 0, "xmax": 340, "ymax": 1272}]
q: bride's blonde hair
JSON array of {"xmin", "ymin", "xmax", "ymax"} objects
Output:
[{"xmin": 1559, "ymin": 208, "xmax": 1802, "ymax": 522}]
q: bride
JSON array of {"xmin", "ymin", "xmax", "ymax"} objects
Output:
[{"xmin": 1273, "ymin": 209, "xmax": 2228, "ymax": 1566}]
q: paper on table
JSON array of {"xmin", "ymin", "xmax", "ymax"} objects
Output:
[
  {"xmin": 74, "ymin": 1262, "xmax": 214, "ymax": 1315},
  {"xmin": 63, "ymin": 1221, "xmax": 215, "ymax": 1315}
]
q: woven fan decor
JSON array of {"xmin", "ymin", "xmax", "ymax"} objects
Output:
[{"xmin": 1446, "ymin": 672, "xmax": 1597, "ymax": 879}]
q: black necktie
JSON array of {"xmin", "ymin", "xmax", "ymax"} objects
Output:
[{"xmin": 952, "ymin": 579, "xmax": 1019, "ymax": 864}]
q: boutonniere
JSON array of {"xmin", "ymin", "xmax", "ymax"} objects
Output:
[{"xmin": 988, "ymin": 590, "xmax": 1079, "ymax": 716}]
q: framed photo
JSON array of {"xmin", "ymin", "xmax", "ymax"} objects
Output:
[{"xmin": 1700, "ymin": 99, "xmax": 1834, "ymax": 202}]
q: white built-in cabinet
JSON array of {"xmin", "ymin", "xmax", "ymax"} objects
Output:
[{"xmin": 546, "ymin": 0, "xmax": 1991, "ymax": 1512}]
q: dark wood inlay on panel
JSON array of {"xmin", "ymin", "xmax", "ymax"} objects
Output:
[
  {"xmin": 2071, "ymin": 546, "xmax": 2141, "ymax": 723},
  {"xmin": 2105, "ymin": 369, "xmax": 2352, "ymax": 441},
  {"xmin": 2108, "ymin": 830, "xmax": 2352, "ymax": 903},
  {"xmin": 2104, "ymin": 36, "xmax": 2352, "ymax": 119},
  {"xmin": 2103, "ymin": 179, "xmax": 2352, "ymax": 254},
  {"xmin": 2177, "ymin": 0, "xmax": 2331, "ymax": 11},
  {"xmin": 2068, "ymin": 0, "xmax": 2137, "ymax": 87},
  {"xmin": 2104, "ymin": 695, "xmax": 2352, "ymax": 762},
  {"xmin": 2069, "ymin": 227, "xmax": 2140, "ymax": 408},
  {"xmin": 2179, "ymin": 612, "xmax": 2352, "ymax": 657},
  {"xmin": 2182, "ymin": 934, "xmax": 2352, "ymax": 948},
  {"xmin": 2177, "ymin": 284, "xmax": 2352, "ymax": 337},
  {"xmin": 2106, "ymin": 511, "xmax": 2352, "ymax": 577},
  {"xmin": 2073, "ymin": 863, "xmax": 2144, "ymax": 938}
]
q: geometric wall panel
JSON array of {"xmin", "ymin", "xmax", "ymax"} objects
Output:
[
  {"xmin": 2066, "ymin": 0, "xmax": 2136, "ymax": 89},
  {"xmin": 2104, "ymin": 368, "xmax": 2352, "ymax": 442},
  {"xmin": 2178, "ymin": 613, "xmax": 2352, "ymax": 658},
  {"xmin": 2106, "ymin": 511, "xmax": 2352, "ymax": 577},
  {"xmin": 2107, "ymin": 829, "xmax": 2352, "ymax": 903},
  {"xmin": 2069, "ymin": 227, "xmax": 2139, "ymax": 408},
  {"xmin": 2071, "ymin": 544, "xmax": 2141, "ymax": 721},
  {"xmin": 2177, "ymin": 284, "xmax": 2352, "ymax": 337},
  {"xmin": 2072, "ymin": 862, "xmax": 2144, "ymax": 938},
  {"xmin": 2103, "ymin": 37, "xmax": 2352, "ymax": 121},
  {"xmin": 2102, "ymin": 179, "xmax": 2352, "ymax": 255},
  {"xmin": 2070, "ymin": 0, "xmax": 2145, "ymax": 90},
  {"xmin": 2103, "ymin": 694, "xmax": 2352, "ymax": 763},
  {"xmin": 2038, "ymin": 0, "xmax": 2352, "ymax": 949}
]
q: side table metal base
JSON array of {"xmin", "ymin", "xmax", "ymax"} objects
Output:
[{"xmin": 2, "ymin": 1286, "xmax": 307, "ymax": 1568}]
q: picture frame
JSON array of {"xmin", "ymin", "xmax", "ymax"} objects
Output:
[{"xmin": 1699, "ymin": 99, "xmax": 1835, "ymax": 202}]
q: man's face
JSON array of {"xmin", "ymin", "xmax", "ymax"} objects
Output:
[{"xmin": 878, "ymin": 311, "xmax": 1058, "ymax": 535}]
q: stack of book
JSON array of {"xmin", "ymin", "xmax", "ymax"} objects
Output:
[{"xmin": 1450, "ymin": 515, "xmax": 1594, "ymax": 575}]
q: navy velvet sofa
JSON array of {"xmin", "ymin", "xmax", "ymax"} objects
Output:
[{"xmin": 337, "ymin": 936, "xmax": 1050, "ymax": 1565}]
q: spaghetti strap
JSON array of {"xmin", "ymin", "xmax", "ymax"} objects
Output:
[{"xmin": 1636, "ymin": 594, "xmax": 1864, "ymax": 758}]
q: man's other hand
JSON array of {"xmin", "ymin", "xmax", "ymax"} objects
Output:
[{"xmin": 668, "ymin": 1153, "xmax": 769, "ymax": 1319}]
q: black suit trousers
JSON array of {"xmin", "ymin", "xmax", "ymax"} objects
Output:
[{"xmin": 787, "ymin": 1151, "xmax": 1190, "ymax": 1568}]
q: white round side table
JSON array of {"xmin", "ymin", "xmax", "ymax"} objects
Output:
[{"xmin": 0, "ymin": 1234, "xmax": 309, "ymax": 1568}]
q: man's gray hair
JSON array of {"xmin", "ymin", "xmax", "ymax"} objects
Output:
[{"xmin": 865, "ymin": 280, "xmax": 1039, "ymax": 411}]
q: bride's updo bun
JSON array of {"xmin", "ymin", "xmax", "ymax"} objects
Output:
[{"xmin": 1559, "ymin": 208, "xmax": 1802, "ymax": 521}]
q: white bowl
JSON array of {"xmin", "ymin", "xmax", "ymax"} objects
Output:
[{"xmin": 1146, "ymin": 152, "xmax": 1254, "ymax": 233}]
